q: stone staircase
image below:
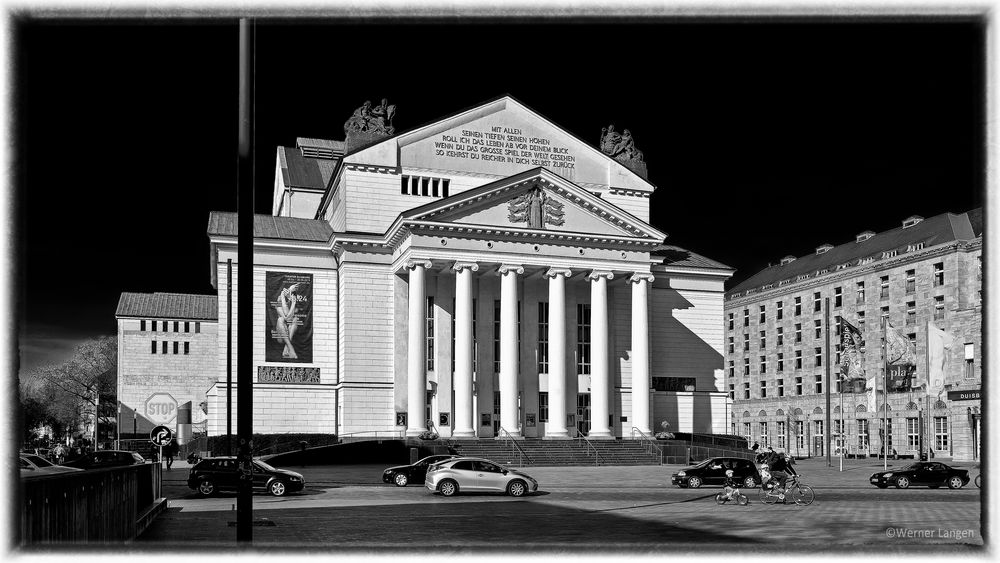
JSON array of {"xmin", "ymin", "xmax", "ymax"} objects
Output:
[{"xmin": 447, "ymin": 438, "xmax": 665, "ymax": 467}]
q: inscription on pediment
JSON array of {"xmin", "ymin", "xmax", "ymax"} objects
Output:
[{"xmin": 433, "ymin": 126, "xmax": 577, "ymax": 171}]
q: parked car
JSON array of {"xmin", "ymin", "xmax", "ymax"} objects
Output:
[
  {"xmin": 19, "ymin": 454, "xmax": 83, "ymax": 477},
  {"xmin": 424, "ymin": 456, "xmax": 537, "ymax": 497},
  {"xmin": 62, "ymin": 450, "xmax": 146, "ymax": 470},
  {"xmin": 383, "ymin": 454, "xmax": 457, "ymax": 486},
  {"xmin": 869, "ymin": 461, "xmax": 970, "ymax": 489},
  {"xmin": 671, "ymin": 457, "xmax": 762, "ymax": 489},
  {"xmin": 187, "ymin": 456, "xmax": 305, "ymax": 497}
]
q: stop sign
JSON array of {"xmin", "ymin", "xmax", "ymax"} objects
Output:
[{"xmin": 144, "ymin": 393, "xmax": 178, "ymax": 425}]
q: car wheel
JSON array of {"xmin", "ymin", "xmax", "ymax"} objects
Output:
[
  {"xmin": 507, "ymin": 479, "xmax": 527, "ymax": 497},
  {"xmin": 439, "ymin": 479, "xmax": 458, "ymax": 497},
  {"xmin": 198, "ymin": 480, "xmax": 215, "ymax": 496},
  {"xmin": 393, "ymin": 473, "xmax": 409, "ymax": 487},
  {"xmin": 948, "ymin": 476, "xmax": 964, "ymax": 489},
  {"xmin": 269, "ymin": 480, "xmax": 287, "ymax": 497},
  {"xmin": 687, "ymin": 476, "xmax": 703, "ymax": 489},
  {"xmin": 744, "ymin": 476, "xmax": 758, "ymax": 489},
  {"xmin": 895, "ymin": 476, "xmax": 910, "ymax": 489}
]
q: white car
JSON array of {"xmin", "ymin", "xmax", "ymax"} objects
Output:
[
  {"xmin": 424, "ymin": 456, "xmax": 538, "ymax": 497},
  {"xmin": 20, "ymin": 454, "xmax": 83, "ymax": 477}
]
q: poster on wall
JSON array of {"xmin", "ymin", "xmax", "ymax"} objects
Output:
[{"xmin": 265, "ymin": 272, "xmax": 313, "ymax": 363}]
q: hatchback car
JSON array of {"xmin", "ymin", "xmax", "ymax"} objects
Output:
[
  {"xmin": 671, "ymin": 457, "xmax": 762, "ymax": 489},
  {"xmin": 187, "ymin": 456, "xmax": 305, "ymax": 497},
  {"xmin": 425, "ymin": 457, "xmax": 538, "ymax": 497},
  {"xmin": 869, "ymin": 461, "xmax": 970, "ymax": 489},
  {"xmin": 19, "ymin": 454, "xmax": 83, "ymax": 477},
  {"xmin": 62, "ymin": 450, "xmax": 145, "ymax": 470},
  {"xmin": 383, "ymin": 454, "xmax": 457, "ymax": 486}
]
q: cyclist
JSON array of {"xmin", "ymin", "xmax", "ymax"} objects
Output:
[
  {"xmin": 769, "ymin": 451, "xmax": 797, "ymax": 499},
  {"xmin": 722, "ymin": 469, "xmax": 740, "ymax": 501}
]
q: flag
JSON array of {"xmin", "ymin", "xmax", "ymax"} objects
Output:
[
  {"xmin": 885, "ymin": 321, "xmax": 917, "ymax": 365},
  {"xmin": 840, "ymin": 317, "xmax": 865, "ymax": 379},
  {"xmin": 927, "ymin": 321, "xmax": 955, "ymax": 397}
]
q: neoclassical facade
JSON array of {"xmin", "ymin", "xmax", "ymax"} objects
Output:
[{"xmin": 204, "ymin": 96, "xmax": 734, "ymax": 439}]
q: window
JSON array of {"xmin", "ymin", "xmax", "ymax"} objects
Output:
[
  {"xmin": 173, "ymin": 321, "xmax": 179, "ymax": 332},
  {"xmin": 777, "ymin": 378, "xmax": 784, "ymax": 397},
  {"xmin": 576, "ymin": 304, "xmax": 591, "ymax": 375},
  {"xmin": 815, "ymin": 374, "xmax": 823, "ymax": 393},
  {"xmin": 652, "ymin": 377, "xmax": 697, "ymax": 391},
  {"xmin": 744, "ymin": 308, "xmax": 750, "ymax": 327},
  {"xmin": 759, "ymin": 330, "xmax": 766, "ymax": 349},
  {"xmin": 442, "ymin": 179, "xmax": 450, "ymax": 198},
  {"xmin": 906, "ymin": 301, "xmax": 916, "ymax": 325},
  {"xmin": 795, "ymin": 376, "xmax": 803, "ymax": 395},
  {"xmin": 965, "ymin": 343, "xmax": 975, "ymax": 379},
  {"xmin": 539, "ymin": 392, "xmax": 548, "ymax": 423},
  {"xmin": 728, "ymin": 313, "xmax": 734, "ymax": 331},
  {"xmin": 173, "ymin": 341, "xmax": 179, "ymax": 354},
  {"xmin": 728, "ymin": 337, "xmax": 734, "ymax": 354},
  {"xmin": 907, "ymin": 418, "xmax": 919, "ymax": 449},
  {"xmin": 856, "ymin": 281, "xmax": 865, "ymax": 304},
  {"xmin": 759, "ymin": 381, "xmax": 767, "ymax": 399},
  {"xmin": 883, "ymin": 419, "xmax": 894, "ymax": 451},
  {"xmin": 432, "ymin": 178, "xmax": 440, "ymax": 197},
  {"xmin": 728, "ymin": 360, "xmax": 735, "ymax": 377},
  {"xmin": 879, "ymin": 276, "xmax": 889, "ymax": 299},
  {"xmin": 795, "ymin": 350, "xmax": 802, "ymax": 370},
  {"xmin": 729, "ymin": 384, "xmax": 735, "ymax": 400},
  {"xmin": 934, "ymin": 296, "xmax": 945, "ymax": 320},
  {"xmin": 744, "ymin": 382, "xmax": 751, "ymax": 400},
  {"xmin": 795, "ymin": 323, "xmax": 802, "ymax": 343},
  {"xmin": 815, "ymin": 347, "xmax": 823, "ymax": 367},
  {"xmin": 759, "ymin": 355, "xmax": 767, "ymax": 374},
  {"xmin": 835, "ymin": 344, "xmax": 841, "ymax": 366},
  {"xmin": 151, "ymin": 340, "xmax": 157, "ymax": 354},
  {"xmin": 857, "ymin": 311, "xmax": 866, "ymax": 332},
  {"xmin": 759, "ymin": 421, "xmax": 768, "ymax": 445},
  {"xmin": 834, "ymin": 287, "xmax": 842, "ymax": 308},
  {"xmin": 184, "ymin": 342, "xmax": 190, "ymax": 355},
  {"xmin": 743, "ymin": 333, "xmax": 750, "ymax": 351},
  {"xmin": 494, "ymin": 300, "xmax": 501, "ymax": 373},
  {"xmin": 743, "ymin": 422, "xmax": 752, "ymax": 438},
  {"xmin": 777, "ymin": 353, "xmax": 784, "ymax": 372},
  {"xmin": 776, "ymin": 421, "xmax": 786, "ymax": 448},
  {"xmin": 140, "ymin": 320, "xmax": 146, "ymax": 331},
  {"xmin": 195, "ymin": 322, "xmax": 201, "ymax": 333},
  {"xmin": 934, "ymin": 417, "xmax": 948, "ymax": 450},
  {"xmin": 834, "ymin": 316, "xmax": 841, "ymax": 336},
  {"xmin": 759, "ymin": 305, "xmax": 766, "ymax": 323},
  {"xmin": 162, "ymin": 341, "xmax": 168, "ymax": 354},
  {"xmin": 794, "ymin": 297, "xmax": 801, "ymax": 316},
  {"xmin": 858, "ymin": 419, "xmax": 870, "ymax": 449},
  {"xmin": 814, "ymin": 292, "xmax": 821, "ymax": 312},
  {"xmin": 538, "ymin": 302, "xmax": 549, "ymax": 373},
  {"xmin": 421, "ymin": 177, "xmax": 430, "ymax": 196},
  {"xmin": 880, "ymin": 306, "xmax": 889, "ymax": 327},
  {"xmin": 426, "ymin": 296, "xmax": 435, "ymax": 371},
  {"xmin": 776, "ymin": 301, "xmax": 783, "ymax": 320},
  {"xmin": 795, "ymin": 421, "xmax": 805, "ymax": 449},
  {"xmin": 744, "ymin": 358, "xmax": 750, "ymax": 376},
  {"xmin": 814, "ymin": 319, "xmax": 822, "ymax": 339},
  {"xmin": 776, "ymin": 327, "xmax": 784, "ymax": 346},
  {"xmin": 933, "ymin": 262, "xmax": 944, "ymax": 286},
  {"xmin": 184, "ymin": 321, "xmax": 190, "ymax": 332},
  {"xmin": 905, "ymin": 269, "xmax": 915, "ymax": 293},
  {"xmin": 151, "ymin": 321, "xmax": 157, "ymax": 333},
  {"xmin": 400, "ymin": 175, "xmax": 409, "ymax": 194}
]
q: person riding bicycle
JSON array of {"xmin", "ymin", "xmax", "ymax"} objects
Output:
[
  {"xmin": 722, "ymin": 469, "xmax": 740, "ymax": 501},
  {"xmin": 769, "ymin": 451, "xmax": 797, "ymax": 493}
]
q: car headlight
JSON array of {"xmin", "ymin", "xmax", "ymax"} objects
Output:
[
  {"xmin": 677, "ymin": 471, "xmax": 686, "ymax": 477},
  {"xmin": 882, "ymin": 473, "xmax": 893, "ymax": 478},
  {"xmin": 290, "ymin": 476, "xmax": 301, "ymax": 482},
  {"xmin": 383, "ymin": 469, "xmax": 392, "ymax": 475}
]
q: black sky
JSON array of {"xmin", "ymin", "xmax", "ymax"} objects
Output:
[{"xmin": 15, "ymin": 18, "xmax": 985, "ymax": 370}]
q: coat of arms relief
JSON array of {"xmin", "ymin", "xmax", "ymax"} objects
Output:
[{"xmin": 507, "ymin": 187, "xmax": 565, "ymax": 229}]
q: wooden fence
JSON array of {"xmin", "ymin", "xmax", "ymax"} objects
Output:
[{"xmin": 20, "ymin": 462, "xmax": 164, "ymax": 545}]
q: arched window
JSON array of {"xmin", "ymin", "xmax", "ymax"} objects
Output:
[
  {"xmin": 834, "ymin": 406, "xmax": 841, "ymax": 414},
  {"xmin": 793, "ymin": 408, "xmax": 803, "ymax": 415},
  {"xmin": 743, "ymin": 411, "xmax": 751, "ymax": 418},
  {"xmin": 775, "ymin": 409, "xmax": 785, "ymax": 416},
  {"xmin": 879, "ymin": 404, "xmax": 892, "ymax": 412},
  {"xmin": 934, "ymin": 400, "xmax": 948, "ymax": 410},
  {"xmin": 906, "ymin": 402, "xmax": 918, "ymax": 410},
  {"xmin": 813, "ymin": 407, "xmax": 823, "ymax": 415},
  {"xmin": 856, "ymin": 404, "xmax": 867, "ymax": 413},
  {"xmin": 758, "ymin": 410, "xmax": 767, "ymax": 417}
]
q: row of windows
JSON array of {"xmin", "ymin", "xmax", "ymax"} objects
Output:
[
  {"xmin": 729, "ymin": 263, "xmax": 947, "ymax": 329},
  {"xmin": 401, "ymin": 174, "xmax": 451, "ymax": 198},
  {"xmin": 740, "ymin": 417, "xmax": 950, "ymax": 450},
  {"xmin": 150, "ymin": 341, "xmax": 191, "ymax": 355},
  {"xmin": 139, "ymin": 320, "xmax": 202, "ymax": 333}
]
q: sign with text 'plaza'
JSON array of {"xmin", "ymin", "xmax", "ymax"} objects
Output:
[{"xmin": 144, "ymin": 392, "xmax": 178, "ymax": 425}]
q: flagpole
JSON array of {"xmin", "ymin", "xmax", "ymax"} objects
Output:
[
  {"xmin": 925, "ymin": 321, "xmax": 931, "ymax": 460},
  {"xmin": 824, "ymin": 298, "xmax": 832, "ymax": 467},
  {"xmin": 883, "ymin": 320, "xmax": 888, "ymax": 471}
]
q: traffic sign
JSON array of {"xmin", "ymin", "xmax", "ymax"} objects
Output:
[
  {"xmin": 150, "ymin": 425, "xmax": 173, "ymax": 447},
  {"xmin": 144, "ymin": 392, "xmax": 178, "ymax": 425}
]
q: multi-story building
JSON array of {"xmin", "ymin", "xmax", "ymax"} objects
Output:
[{"xmin": 724, "ymin": 210, "xmax": 982, "ymax": 461}]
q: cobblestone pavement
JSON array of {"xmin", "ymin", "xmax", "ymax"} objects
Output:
[{"xmin": 139, "ymin": 458, "xmax": 984, "ymax": 551}]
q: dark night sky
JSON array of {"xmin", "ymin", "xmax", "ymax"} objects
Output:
[{"xmin": 14, "ymin": 18, "xmax": 985, "ymax": 372}]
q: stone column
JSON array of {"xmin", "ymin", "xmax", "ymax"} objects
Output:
[
  {"xmin": 406, "ymin": 259, "xmax": 432, "ymax": 437},
  {"xmin": 544, "ymin": 268, "xmax": 573, "ymax": 439},
  {"xmin": 588, "ymin": 270, "xmax": 614, "ymax": 438},
  {"xmin": 499, "ymin": 264, "xmax": 524, "ymax": 438},
  {"xmin": 629, "ymin": 273, "xmax": 655, "ymax": 435},
  {"xmin": 452, "ymin": 262, "xmax": 479, "ymax": 438}
]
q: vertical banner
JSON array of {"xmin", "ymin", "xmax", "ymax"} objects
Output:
[{"xmin": 266, "ymin": 272, "xmax": 313, "ymax": 363}]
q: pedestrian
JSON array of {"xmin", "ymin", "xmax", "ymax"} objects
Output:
[{"xmin": 165, "ymin": 440, "xmax": 175, "ymax": 470}]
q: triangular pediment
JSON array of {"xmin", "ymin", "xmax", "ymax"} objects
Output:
[
  {"xmin": 347, "ymin": 96, "xmax": 654, "ymax": 194},
  {"xmin": 399, "ymin": 168, "xmax": 665, "ymax": 242}
]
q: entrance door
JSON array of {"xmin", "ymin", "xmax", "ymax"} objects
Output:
[
  {"xmin": 577, "ymin": 393, "xmax": 590, "ymax": 436},
  {"xmin": 493, "ymin": 391, "xmax": 501, "ymax": 436}
]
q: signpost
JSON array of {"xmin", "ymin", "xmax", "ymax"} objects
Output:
[{"xmin": 150, "ymin": 425, "xmax": 173, "ymax": 467}]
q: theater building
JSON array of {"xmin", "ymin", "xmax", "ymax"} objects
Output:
[
  {"xmin": 724, "ymin": 209, "xmax": 982, "ymax": 461},
  {"xmin": 198, "ymin": 96, "xmax": 735, "ymax": 439}
]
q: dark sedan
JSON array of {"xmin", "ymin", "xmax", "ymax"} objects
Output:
[
  {"xmin": 870, "ymin": 461, "xmax": 970, "ymax": 489},
  {"xmin": 383, "ymin": 454, "xmax": 457, "ymax": 486},
  {"xmin": 188, "ymin": 457, "xmax": 305, "ymax": 497},
  {"xmin": 63, "ymin": 450, "xmax": 146, "ymax": 469},
  {"xmin": 671, "ymin": 457, "xmax": 762, "ymax": 489}
]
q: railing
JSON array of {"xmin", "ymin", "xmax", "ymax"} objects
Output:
[
  {"xmin": 497, "ymin": 427, "xmax": 532, "ymax": 466},
  {"xmin": 574, "ymin": 429, "xmax": 606, "ymax": 466},
  {"xmin": 630, "ymin": 427, "xmax": 664, "ymax": 465},
  {"xmin": 337, "ymin": 430, "xmax": 405, "ymax": 443}
]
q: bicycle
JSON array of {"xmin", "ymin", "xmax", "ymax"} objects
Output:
[
  {"xmin": 758, "ymin": 474, "xmax": 814, "ymax": 506},
  {"xmin": 715, "ymin": 484, "xmax": 749, "ymax": 506}
]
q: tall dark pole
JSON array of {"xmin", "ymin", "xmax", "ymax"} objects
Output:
[
  {"xmin": 227, "ymin": 258, "xmax": 233, "ymax": 454},
  {"xmin": 824, "ymin": 298, "xmax": 831, "ymax": 467},
  {"xmin": 236, "ymin": 17, "xmax": 255, "ymax": 544}
]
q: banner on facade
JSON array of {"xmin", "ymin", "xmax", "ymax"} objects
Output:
[
  {"xmin": 266, "ymin": 272, "xmax": 313, "ymax": 363},
  {"xmin": 888, "ymin": 364, "xmax": 915, "ymax": 391}
]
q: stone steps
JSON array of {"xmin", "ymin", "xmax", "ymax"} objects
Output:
[{"xmin": 447, "ymin": 438, "xmax": 662, "ymax": 467}]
